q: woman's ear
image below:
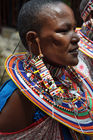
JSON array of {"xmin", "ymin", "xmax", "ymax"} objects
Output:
[
  {"xmin": 26, "ymin": 31, "xmax": 37, "ymax": 46},
  {"xmin": 26, "ymin": 31, "xmax": 40, "ymax": 55}
]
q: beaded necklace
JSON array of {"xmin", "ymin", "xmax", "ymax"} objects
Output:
[
  {"xmin": 23, "ymin": 54, "xmax": 92, "ymax": 118},
  {"xmin": 81, "ymin": 20, "xmax": 93, "ymax": 41},
  {"xmin": 81, "ymin": 0, "xmax": 93, "ymax": 21}
]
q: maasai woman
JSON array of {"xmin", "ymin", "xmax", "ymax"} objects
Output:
[
  {"xmin": 76, "ymin": 0, "xmax": 93, "ymax": 82},
  {"xmin": 0, "ymin": 0, "xmax": 93, "ymax": 139}
]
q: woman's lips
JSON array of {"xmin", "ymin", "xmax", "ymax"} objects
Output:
[{"xmin": 69, "ymin": 47, "xmax": 79, "ymax": 56}]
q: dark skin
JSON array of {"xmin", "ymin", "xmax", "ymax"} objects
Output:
[
  {"xmin": 0, "ymin": 3, "xmax": 93, "ymax": 138},
  {"xmin": 0, "ymin": 89, "xmax": 36, "ymax": 132}
]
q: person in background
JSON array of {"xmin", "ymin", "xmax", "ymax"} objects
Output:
[
  {"xmin": 76, "ymin": 0, "xmax": 93, "ymax": 82},
  {"xmin": 0, "ymin": 0, "xmax": 92, "ymax": 139}
]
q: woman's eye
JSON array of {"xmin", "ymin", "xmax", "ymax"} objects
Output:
[
  {"xmin": 56, "ymin": 29, "xmax": 68, "ymax": 34},
  {"xmin": 55, "ymin": 25, "xmax": 76, "ymax": 34}
]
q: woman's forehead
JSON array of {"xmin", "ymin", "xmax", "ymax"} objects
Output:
[
  {"xmin": 39, "ymin": 3, "xmax": 74, "ymax": 22},
  {"xmin": 39, "ymin": 3, "xmax": 75, "ymax": 28},
  {"xmin": 41, "ymin": 3, "xmax": 73, "ymax": 16}
]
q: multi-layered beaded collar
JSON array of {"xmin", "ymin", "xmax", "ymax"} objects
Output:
[
  {"xmin": 23, "ymin": 54, "xmax": 90, "ymax": 116},
  {"xmin": 5, "ymin": 53, "xmax": 93, "ymax": 134}
]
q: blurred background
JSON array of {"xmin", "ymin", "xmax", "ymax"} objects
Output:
[{"xmin": 0, "ymin": 0, "xmax": 82, "ymax": 85}]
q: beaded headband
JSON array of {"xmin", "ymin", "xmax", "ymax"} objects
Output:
[{"xmin": 81, "ymin": 0, "xmax": 93, "ymax": 21}]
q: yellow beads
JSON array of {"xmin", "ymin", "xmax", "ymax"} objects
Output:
[{"xmin": 33, "ymin": 70, "xmax": 39, "ymax": 74}]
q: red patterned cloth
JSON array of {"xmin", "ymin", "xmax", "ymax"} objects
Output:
[{"xmin": 0, "ymin": 117, "xmax": 63, "ymax": 140}]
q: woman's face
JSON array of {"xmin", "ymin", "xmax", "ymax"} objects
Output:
[{"xmin": 38, "ymin": 3, "xmax": 80, "ymax": 66}]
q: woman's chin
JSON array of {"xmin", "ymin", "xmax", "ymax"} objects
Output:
[{"xmin": 69, "ymin": 59, "xmax": 79, "ymax": 66}]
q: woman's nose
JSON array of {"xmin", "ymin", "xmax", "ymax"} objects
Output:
[{"xmin": 71, "ymin": 32, "xmax": 80, "ymax": 45}]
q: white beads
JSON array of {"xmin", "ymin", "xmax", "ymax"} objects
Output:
[
  {"xmin": 40, "ymin": 94, "xmax": 43, "ymax": 99},
  {"xmin": 27, "ymin": 73, "xmax": 31, "ymax": 77}
]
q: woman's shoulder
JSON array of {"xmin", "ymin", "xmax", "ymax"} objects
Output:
[{"xmin": 0, "ymin": 80, "xmax": 36, "ymax": 132}]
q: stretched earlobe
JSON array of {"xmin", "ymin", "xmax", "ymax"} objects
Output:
[{"xmin": 35, "ymin": 38, "xmax": 43, "ymax": 56}]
